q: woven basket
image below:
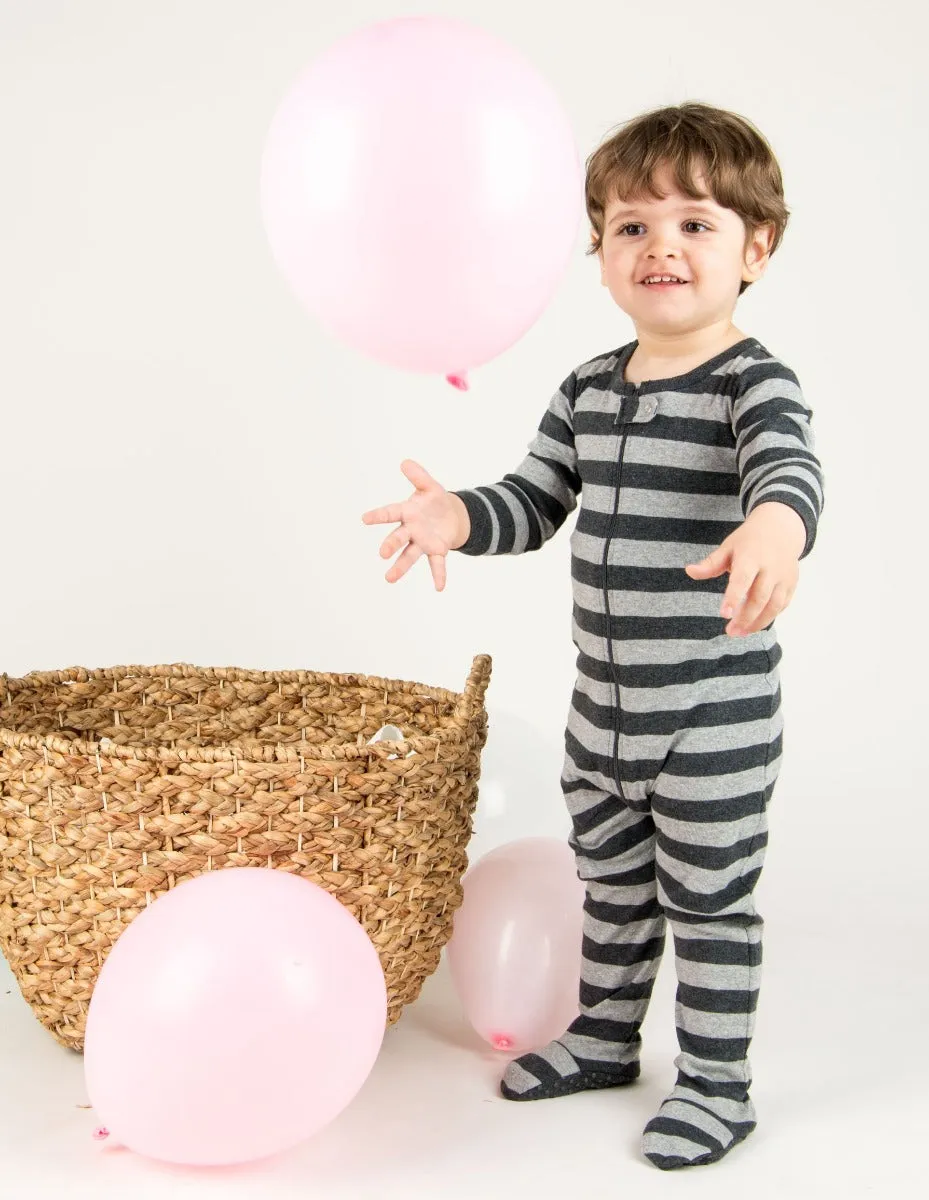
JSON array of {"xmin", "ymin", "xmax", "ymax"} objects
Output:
[{"xmin": 0, "ymin": 654, "xmax": 491, "ymax": 1051}]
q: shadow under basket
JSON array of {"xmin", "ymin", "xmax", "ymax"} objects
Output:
[{"xmin": 0, "ymin": 654, "xmax": 491, "ymax": 1052}]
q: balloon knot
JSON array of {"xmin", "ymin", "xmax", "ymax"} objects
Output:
[
  {"xmin": 446, "ymin": 372, "xmax": 470, "ymax": 391},
  {"xmin": 491, "ymin": 1034, "xmax": 513, "ymax": 1050},
  {"xmin": 92, "ymin": 1126, "xmax": 110, "ymax": 1141}
]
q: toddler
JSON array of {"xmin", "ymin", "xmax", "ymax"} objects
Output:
[{"xmin": 362, "ymin": 101, "xmax": 824, "ymax": 1171}]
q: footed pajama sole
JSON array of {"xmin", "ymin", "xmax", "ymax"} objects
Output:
[{"xmin": 500, "ymin": 1068, "xmax": 640, "ymax": 1102}]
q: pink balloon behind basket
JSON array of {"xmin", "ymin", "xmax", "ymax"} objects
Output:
[
  {"xmin": 83, "ymin": 868, "xmax": 387, "ymax": 1166},
  {"xmin": 259, "ymin": 16, "xmax": 583, "ymax": 386},
  {"xmin": 446, "ymin": 838, "xmax": 585, "ymax": 1053}
]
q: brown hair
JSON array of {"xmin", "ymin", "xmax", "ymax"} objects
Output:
[{"xmin": 585, "ymin": 102, "xmax": 790, "ymax": 294}]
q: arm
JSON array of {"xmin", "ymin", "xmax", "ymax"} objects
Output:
[
  {"xmin": 451, "ymin": 371, "xmax": 582, "ymax": 556},
  {"xmin": 686, "ymin": 362, "xmax": 825, "ymax": 635},
  {"xmin": 730, "ymin": 363, "xmax": 825, "ymax": 559}
]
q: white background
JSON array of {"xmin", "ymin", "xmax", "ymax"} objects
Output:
[{"xmin": 0, "ymin": 1, "xmax": 925, "ymax": 1196}]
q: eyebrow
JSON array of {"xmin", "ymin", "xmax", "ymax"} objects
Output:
[{"xmin": 609, "ymin": 202, "xmax": 721, "ymax": 222}]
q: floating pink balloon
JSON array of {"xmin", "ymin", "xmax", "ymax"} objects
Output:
[
  {"xmin": 260, "ymin": 16, "xmax": 583, "ymax": 387},
  {"xmin": 446, "ymin": 838, "xmax": 585, "ymax": 1053},
  {"xmin": 84, "ymin": 868, "xmax": 387, "ymax": 1166}
]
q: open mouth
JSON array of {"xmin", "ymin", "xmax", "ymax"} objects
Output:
[{"xmin": 641, "ymin": 276, "xmax": 689, "ymax": 287}]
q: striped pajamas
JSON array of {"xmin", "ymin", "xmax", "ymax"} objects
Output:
[{"xmin": 452, "ymin": 336, "xmax": 824, "ymax": 1168}]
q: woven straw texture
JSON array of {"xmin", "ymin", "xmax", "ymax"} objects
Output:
[{"xmin": 0, "ymin": 654, "xmax": 491, "ymax": 1052}]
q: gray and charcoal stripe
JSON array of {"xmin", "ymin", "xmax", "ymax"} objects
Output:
[{"xmin": 453, "ymin": 337, "xmax": 823, "ymax": 1169}]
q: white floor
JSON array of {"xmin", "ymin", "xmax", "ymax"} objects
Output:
[{"xmin": 1, "ymin": 915, "xmax": 924, "ymax": 1200}]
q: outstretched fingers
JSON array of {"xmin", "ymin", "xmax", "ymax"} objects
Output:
[{"xmin": 385, "ymin": 541, "xmax": 423, "ymax": 583}]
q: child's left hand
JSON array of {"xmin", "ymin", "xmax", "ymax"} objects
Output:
[{"xmin": 684, "ymin": 501, "xmax": 807, "ymax": 637}]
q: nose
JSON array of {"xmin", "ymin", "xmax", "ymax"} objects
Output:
[
  {"xmin": 646, "ymin": 241, "xmax": 681, "ymax": 260},
  {"xmin": 645, "ymin": 226, "xmax": 682, "ymax": 258}
]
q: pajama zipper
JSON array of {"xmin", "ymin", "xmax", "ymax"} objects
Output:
[{"xmin": 603, "ymin": 389, "xmax": 637, "ymax": 801}]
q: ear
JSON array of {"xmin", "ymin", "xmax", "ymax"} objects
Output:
[
  {"xmin": 742, "ymin": 221, "xmax": 776, "ymax": 284},
  {"xmin": 591, "ymin": 230, "xmax": 607, "ymax": 284}
]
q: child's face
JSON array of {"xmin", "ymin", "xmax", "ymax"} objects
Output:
[{"xmin": 597, "ymin": 160, "xmax": 773, "ymax": 336}]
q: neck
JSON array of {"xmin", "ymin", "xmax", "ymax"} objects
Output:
[{"xmin": 632, "ymin": 317, "xmax": 745, "ymax": 366}]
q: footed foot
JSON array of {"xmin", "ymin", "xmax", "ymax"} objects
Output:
[
  {"xmin": 642, "ymin": 1080, "xmax": 757, "ymax": 1169},
  {"xmin": 500, "ymin": 1039, "xmax": 639, "ymax": 1102}
]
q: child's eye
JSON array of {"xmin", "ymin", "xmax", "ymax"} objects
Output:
[{"xmin": 615, "ymin": 220, "xmax": 711, "ymax": 236}]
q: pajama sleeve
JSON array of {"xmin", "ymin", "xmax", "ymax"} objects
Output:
[
  {"xmin": 451, "ymin": 371, "xmax": 581, "ymax": 556},
  {"xmin": 730, "ymin": 362, "xmax": 825, "ymax": 559}
]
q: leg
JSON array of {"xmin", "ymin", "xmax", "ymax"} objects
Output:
[
  {"xmin": 500, "ymin": 747, "xmax": 665, "ymax": 1100},
  {"xmin": 641, "ymin": 695, "xmax": 782, "ymax": 1169}
]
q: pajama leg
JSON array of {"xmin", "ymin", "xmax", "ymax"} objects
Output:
[
  {"xmin": 641, "ymin": 696, "xmax": 782, "ymax": 1170},
  {"xmin": 500, "ymin": 751, "xmax": 663, "ymax": 1100}
]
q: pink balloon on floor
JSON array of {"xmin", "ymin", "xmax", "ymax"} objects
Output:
[
  {"xmin": 83, "ymin": 868, "xmax": 387, "ymax": 1166},
  {"xmin": 446, "ymin": 837, "xmax": 585, "ymax": 1053},
  {"xmin": 260, "ymin": 16, "xmax": 583, "ymax": 386}
]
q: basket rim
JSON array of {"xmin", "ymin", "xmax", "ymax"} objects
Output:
[{"xmin": 0, "ymin": 656, "xmax": 491, "ymax": 764}]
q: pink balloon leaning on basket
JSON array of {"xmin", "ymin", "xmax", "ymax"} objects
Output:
[{"xmin": 79, "ymin": 14, "xmax": 586, "ymax": 1167}]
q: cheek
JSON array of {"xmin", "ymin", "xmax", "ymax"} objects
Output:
[
  {"xmin": 602, "ymin": 251, "xmax": 632, "ymax": 284},
  {"xmin": 699, "ymin": 245, "xmax": 741, "ymax": 278}
]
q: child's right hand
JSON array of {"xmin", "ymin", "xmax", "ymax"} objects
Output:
[{"xmin": 361, "ymin": 459, "xmax": 471, "ymax": 592}]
